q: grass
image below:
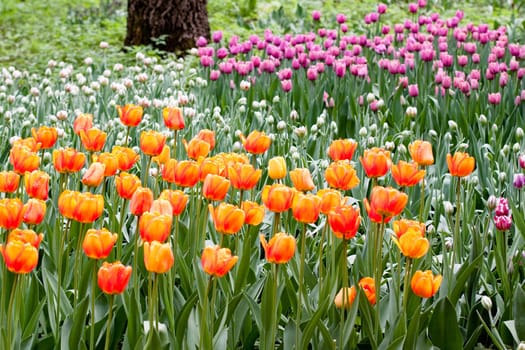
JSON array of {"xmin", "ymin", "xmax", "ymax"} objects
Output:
[{"xmin": 1, "ymin": 0, "xmax": 524, "ymax": 72}]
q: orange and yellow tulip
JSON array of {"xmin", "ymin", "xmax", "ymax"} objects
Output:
[
  {"xmin": 97, "ymin": 261, "xmax": 132, "ymax": 294},
  {"xmin": 290, "ymin": 168, "xmax": 315, "ymax": 192},
  {"xmin": 391, "ymin": 161, "xmax": 426, "ymax": 187},
  {"xmin": 209, "ymin": 203, "xmax": 245, "ymax": 235},
  {"xmin": 143, "ymin": 241, "xmax": 174, "ymax": 274},
  {"xmin": 13, "ymin": 137, "xmax": 41, "ymax": 152},
  {"xmin": 183, "ymin": 138, "xmax": 211, "ymax": 160},
  {"xmin": 360, "ymin": 147, "xmax": 392, "ymax": 178},
  {"xmin": 292, "ymin": 193, "xmax": 322, "ymax": 224},
  {"xmin": 196, "ymin": 129, "xmax": 216, "ymax": 150},
  {"xmin": 411, "ymin": 270, "xmax": 442, "ymax": 298},
  {"xmin": 447, "ymin": 152, "xmax": 475, "ymax": 177},
  {"xmin": 53, "ymin": 148, "xmax": 86, "ymax": 173},
  {"xmin": 115, "ymin": 172, "xmax": 141, "ymax": 200},
  {"xmin": 117, "ymin": 104, "xmax": 143, "ymax": 127},
  {"xmin": 80, "ymin": 128, "xmax": 107, "ymax": 152},
  {"xmin": 0, "ymin": 240, "xmax": 39, "ymax": 274},
  {"xmin": 201, "ymin": 245, "xmax": 238, "ymax": 277},
  {"xmin": 241, "ymin": 201, "xmax": 265, "ymax": 226},
  {"xmin": 364, "ymin": 186, "xmax": 408, "ymax": 223},
  {"xmin": 74, "ymin": 192, "xmax": 104, "ymax": 223},
  {"xmin": 325, "ymin": 161, "xmax": 360, "ymax": 191},
  {"xmin": 161, "ymin": 159, "xmax": 178, "ymax": 184},
  {"xmin": 202, "ymin": 174, "xmax": 230, "ymax": 201},
  {"xmin": 140, "ymin": 130, "xmax": 167, "ymax": 157},
  {"xmin": 328, "ymin": 204, "xmax": 361, "ymax": 240},
  {"xmin": 73, "ymin": 113, "xmax": 93, "ymax": 135},
  {"xmin": 0, "ymin": 198, "xmax": 25, "ymax": 230},
  {"xmin": 198, "ymin": 157, "xmax": 223, "ymax": 181},
  {"xmin": 163, "ymin": 106, "xmax": 185, "ymax": 130},
  {"xmin": 129, "ymin": 187, "xmax": 154, "ymax": 216},
  {"xmin": 328, "ymin": 139, "xmax": 358, "ymax": 161},
  {"xmin": 240, "ymin": 130, "xmax": 271, "ymax": 154},
  {"xmin": 152, "ymin": 145, "xmax": 171, "ymax": 165},
  {"xmin": 392, "ymin": 229, "xmax": 429, "ymax": 259},
  {"xmin": 31, "ymin": 126, "xmax": 58, "ymax": 149},
  {"xmin": 10, "ymin": 145, "xmax": 39, "ymax": 174},
  {"xmin": 81, "ymin": 162, "xmax": 105, "ymax": 187},
  {"xmin": 24, "ymin": 170, "xmax": 50, "ymax": 201},
  {"xmin": 58, "ymin": 190, "xmax": 78, "ymax": 220},
  {"xmin": 392, "ymin": 219, "xmax": 425, "ymax": 238},
  {"xmin": 159, "ymin": 190, "xmax": 188, "ymax": 216},
  {"xmin": 93, "ymin": 152, "xmax": 119, "ymax": 176},
  {"xmin": 317, "ymin": 188, "xmax": 344, "ymax": 215},
  {"xmin": 260, "ymin": 232, "xmax": 296, "ymax": 264},
  {"xmin": 261, "ymin": 184, "xmax": 295, "ymax": 213},
  {"xmin": 228, "ymin": 163, "xmax": 261, "ymax": 190},
  {"xmin": 358, "ymin": 277, "xmax": 376, "ymax": 305},
  {"xmin": 334, "ymin": 286, "xmax": 357, "ymax": 309},
  {"xmin": 7, "ymin": 228, "xmax": 43, "ymax": 248},
  {"xmin": 139, "ymin": 211, "xmax": 172, "ymax": 243},
  {"xmin": 149, "ymin": 199, "xmax": 174, "ymax": 216},
  {"xmin": 173, "ymin": 160, "xmax": 199, "ymax": 188},
  {"xmin": 112, "ymin": 146, "xmax": 139, "ymax": 171},
  {"xmin": 408, "ymin": 140, "xmax": 434, "ymax": 166},
  {"xmin": 23, "ymin": 199, "xmax": 46, "ymax": 225},
  {"xmin": 0, "ymin": 171, "xmax": 20, "ymax": 193},
  {"xmin": 268, "ymin": 156, "xmax": 287, "ymax": 180},
  {"xmin": 82, "ymin": 228, "xmax": 118, "ymax": 259}
]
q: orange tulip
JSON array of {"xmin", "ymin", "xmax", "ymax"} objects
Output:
[
  {"xmin": 391, "ymin": 161, "xmax": 426, "ymax": 187},
  {"xmin": 10, "ymin": 145, "xmax": 39, "ymax": 174},
  {"xmin": 447, "ymin": 152, "xmax": 475, "ymax": 177},
  {"xmin": 0, "ymin": 198, "xmax": 25, "ymax": 230},
  {"xmin": 82, "ymin": 162, "xmax": 105, "ymax": 187},
  {"xmin": 290, "ymin": 168, "xmax": 315, "ymax": 192},
  {"xmin": 74, "ymin": 192, "xmax": 104, "ymax": 223},
  {"xmin": 392, "ymin": 219, "xmax": 425, "ymax": 238},
  {"xmin": 97, "ymin": 261, "xmax": 132, "ymax": 294},
  {"xmin": 82, "ymin": 228, "xmax": 118, "ymax": 259},
  {"xmin": 93, "ymin": 152, "xmax": 119, "ymax": 176},
  {"xmin": 24, "ymin": 170, "xmax": 50, "ymax": 201},
  {"xmin": 0, "ymin": 240, "xmax": 38, "ymax": 274},
  {"xmin": 73, "ymin": 113, "xmax": 93, "ymax": 135},
  {"xmin": 260, "ymin": 232, "xmax": 296, "ymax": 264},
  {"xmin": 0, "ymin": 171, "xmax": 20, "ymax": 193},
  {"xmin": 268, "ymin": 156, "xmax": 287, "ymax": 180},
  {"xmin": 202, "ymin": 174, "xmax": 230, "ymax": 201},
  {"xmin": 31, "ymin": 126, "xmax": 58, "ymax": 149},
  {"xmin": 112, "ymin": 146, "xmax": 139, "ymax": 171},
  {"xmin": 241, "ymin": 201, "xmax": 265, "ymax": 226},
  {"xmin": 13, "ymin": 137, "xmax": 41, "ymax": 152},
  {"xmin": 411, "ymin": 270, "xmax": 442, "ymax": 298},
  {"xmin": 7, "ymin": 228, "xmax": 44, "ymax": 248},
  {"xmin": 328, "ymin": 204, "xmax": 361, "ymax": 240},
  {"xmin": 115, "ymin": 172, "xmax": 141, "ymax": 200},
  {"xmin": 152, "ymin": 145, "xmax": 171, "ymax": 165},
  {"xmin": 409, "ymin": 140, "xmax": 434, "ymax": 166},
  {"xmin": 140, "ymin": 130, "xmax": 166, "ymax": 156},
  {"xmin": 317, "ymin": 188, "xmax": 344, "ymax": 215},
  {"xmin": 198, "ymin": 157, "xmax": 223, "ymax": 181},
  {"xmin": 143, "ymin": 241, "xmax": 174, "ymax": 274},
  {"xmin": 58, "ymin": 190, "xmax": 78, "ymax": 220},
  {"xmin": 358, "ymin": 277, "xmax": 376, "ymax": 305},
  {"xmin": 117, "ymin": 104, "xmax": 143, "ymax": 127},
  {"xmin": 161, "ymin": 159, "xmax": 177, "ymax": 184},
  {"xmin": 183, "ymin": 138, "xmax": 211, "ymax": 160},
  {"xmin": 228, "ymin": 163, "xmax": 261, "ymax": 190},
  {"xmin": 159, "ymin": 190, "xmax": 188, "ymax": 216},
  {"xmin": 261, "ymin": 184, "xmax": 295, "ymax": 213},
  {"xmin": 328, "ymin": 139, "xmax": 358, "ymax": 161},
  {"xmin": 173, "ymin": 160, "xmax": 199, "ymax": 188},
  {"xmin": 364, "ymin": 186, "xmax": 408, "ymax": 223},
  {"xmin": 53, "ymin": 148, "xmax": 86, "ymax": 173},
  {"xmin": 149, "ymin": 199, "xmax": 174, "ymax": 216},
  {"xmin": 201, "ymin": 245, "xmax": 238, "ymax": 277},
  {"xmin": 324, "ymin": 161, "xmax": 360, "ymax": 191},
  {"xmin": 292, "ymin": 193, "xmax": 322, "ymax": 224},
  {"xmin": 334, "ymin": 286, "xmax": 357, "ymax": 309},
  {"xmin": 209, "ymin": 203, "xmax": 245, "ymax": 235},
  {"xmin": 360, "ymin": 147, "xmax": 392, "ymax": 178},
  {"xmin": 392, "ymin": 229, "xmax": 429, "ymax": 259},
  {"xmin": 240, "ymin": 130, "xmax": 271, "ymax": 154},
  {"xmin": 163, "ymin": 106, "xmax": 185, "ymax": 130},
  {"xmin": 23, "ymin": 199, "xmax": 46, "ymax": 225},
  {"xmin": 196, "ymin": 129, "xmax": 216, "ymax": 150},
  {"xmin": 139, "ymin": 212, "xmax": 172, "ymax": 243},
  {"xmin": 80, "ymin": 128, "xmax": 107, "ymax": 152},
  {"xmin": 129, "ymin": 187, "xmax": 154, "ymax": 216}
]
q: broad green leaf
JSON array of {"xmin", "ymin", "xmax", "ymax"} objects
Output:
[
  {"xmin": 428, "ymin": 298, "xmax": 463, "ymax": 349},
  {"xmin": 513, "ymin": 284, "xmax": 525, "ymax": 340}
]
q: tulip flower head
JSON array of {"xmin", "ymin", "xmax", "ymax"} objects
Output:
[
  {"xmin": 209, "ymin": 203, "xmax": 245, "ymax": 235},
  {"xmin": 241, "ymin": 201, "xmax": 265, "ymax": 226},
  {"xmin": 143, "ymin": 241, "xmax": 174, "ymax": 274},
  {"xmin": 261, "ymin": 184, "xmax": 295, "ymax": 213},
  {"xmin": 83, "ymin": 228, "xmax": 118, "ymax": 259},
  {"xmin": 360, "ymin": 147, "xmax": 392, "ymax": 178},
  {"xmin": 0, "ymin": 240, "xmax": 39, "ymax": 274},
  {"xmin": 268, "ymin": 156, "xmax": 287, "ymax": 180},
  {"xmin": 325, "ymin": 161, "xmax": 360, "ymax": 191},
  {"xmin": 289, "ymin": 168, "xmax": 315, "ymax": 192},
  {"xmin": 240, "ymin": 130, "xmax": 271, "ymax": 154},
  {"xmin": 117, "ymin": 104, "xmax": 143, "ymax": 127},
  {"xmin": 328, "ymin": 204, "xmax": 361, "ymax": 240},
  {"xmin": 0, "ymin": 198, "xmax": 26, "ymax": 230},
  {"xmin": 260, "ymin": 232, "xmax": 296, "ymax": 264},
  {"xmin": 292, "ymin": 193, "xmax": 322, "ymax": 224},
  {"xmin": 358, "ymin": 277, "xmax": 376, "ymax": 305},
  {"xmin": 202, "ymin": 174, "xmax": 230, "ymax": 201},
  {"xmin": 364, "ymin": 186, "xmax": 408, "ymax": 223},
  {"xmin": 163, "ymin": 106, "xmax": 185, "ymax": 130},
  {"xmin": 447, "ymin": 152, "xmax": 475, "ymax": 177},
  {"xmin": 328, "ymin": 139, "xmax": 358, "ymax": 161},
  {"xmin": 408, "ymin": 140, "xmax": 434, "ymax": 166},
  {"xmin": 201, "ymin": 245, "xmax": 238, "ymax": 277},
  {"xmin": 334, "ymin": 286, "xmax": 357, "ymax": 309},
  {"xmin": 31, "ymin": 126, "xmax": 58, "ymax": 149},
  {"xmin": 411, "ymin": 270, "xmax": 442, "ymax": 298},
  {"xmin": 392, "ymin": 228, "xmax": 429, "ymax": 259},
  {"xmin": 24, "ymin": 170, "xmax": 50, "ymax": 200},
  {"xmin": 98, "ymin": 261, "xmax": 132, "ymax": 294},
  {"xmin": 0, "ymin": 171, "xmax": 20, "ymax": 193},
  {"xmin": 391, "ymin": 161, "xmax": 426, "ymax": 187}
]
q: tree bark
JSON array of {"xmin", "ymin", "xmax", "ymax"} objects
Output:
[{"xmin": 125, "ymin": 0, "xmax": 210, "ymax": 53}]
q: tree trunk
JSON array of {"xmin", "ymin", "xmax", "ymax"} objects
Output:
[{"xmin": 125, "ymin": 0, "xmax": 210, "ymax": 53}]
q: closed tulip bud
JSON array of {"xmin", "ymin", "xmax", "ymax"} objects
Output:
[
  {"xmin": 228, "ymin": 163, "xmax": 262, "ymax": 190},
  {"xmin": 334, "ymin": 286, "xmax": 357, "ymax": 309},
  {"xmin": 173, "ymin": 160, "xmax": 199, "ymax": 187},
  {"xmin": 163, "ymin": 106, "xmax": 185, "ymax": 130},
  {"xmin": 328, "ymin": 139, "xmax": 358, "ymax": 161},
  {"xmin": 209, "ymin": 203, "xmax": 245, "ymax": 235},
  {"xmin": 0, "ymin": 171, "xmax": 20, "ymax": 193},
  {"xmin": 32, "ymin": 126, "xmax": 58, "ymax": 149},
  {"xmin": 83, "ymin": 228, "xmax": 117, "ymax": 259},
  {"xmin": 393, "ymin": 219, "xmax": 425, "ymax": 238},
  {"xmin": 93, "ymin": 152, "xmax": 118, "ymax": 176},
  {"xmin": 328, "ymin": 204, "xmax": 361, "ymax": 240},
  {"xmin": 290, "ymin": 168, "xmax": 315, "ymax": 192},
  {"xmin": 240, "ymin": 130, "xmax": 271, "ymax": 154},
  {"xmin": 140, "ymin": 130, "xmax": 167, "ymax": 156},
  {"xmin": 23, "ymin": 199, "xmax": 46, "ymax": 225},
  {"xmin": 201, "ymin": 245, "xmax": 238, "ymax": 277},
  {"xmin": 159, "ymin": 189, "xmax": 188, "ymax": 216},
  {"xmin": 139, "ymin": 211, "xmax": 172, "ymax": 243},
  {"xmin": 97, "ymin": 261, "xmax": 132, "ymax": 294},
  {"xmin": 292, "ymin": 193, "xmax": 322, "ymax": 223},
  {"xmin": 182, "ymin": 138, "xmax": 211, "ymax": 160},
  {"xmin": 7, "ymin": 228, "xmax": 44, "ymax": 248},
  {"xmin": 261, "ymin": 184, "xmax": 295, "ymax": 213},
  {"xmin": 112, "ymin": 146, "xmax": 139, "ymax": 171},
  {"xmin": 408, "ymin": 140, "xmax": 434, "ymax": 166},
  {"xmin": 358, "ymin": 277, "xmax": 376, "ymax": 305},
  {"xmin": 0, "ymin": 198, "xmax": 26, "ymax": 230},
  {"xmin": 117, "ymin": 104, "xmax": 143, "ymax": 127},
  {"xmin": 410, "ymin": 270, "xmax": 442, "ymax": 298},
  {"xmin": 53, "ymin": 148, "xmax": 86, "ymax": 173},
  {"xmin": 0, "ymin": 240, "xmax": 39, "ymax": 274},
  {"xmin": 82, "ymin": 162, "xmax": 105, "ymax": 187},
  {"xmin": 364, "ymin": 186, "xmax": 408, "ymax": 223},
  {"xmin": 196, "ymin": 129, "xmax": 216, "ymax": 150},
  {"xmin": 80, "ymin": 128, "xmax": 107, "ymax": 152},
  {"xmin": 519, "ymin": 155, "xmax": 525, "ymax": 169},
  {"xmin": 447, "ymin": 152, "xmax": 475, "ymax": 177},
  {"xmin": 360, "ymin": 147, "xmax": 392, "ymax": 178},
  {"xmin": 391, "ymin": 161, "xmax": 426, "ymax": 187},
  {"xmin": 10, "ymin": 145, "xmax": 40, "ymax": 174},
  {"xmin": 481, "ymin": 295, "xmax": 492, "ymax": 311},
  {"xmin": 268, "ymin": 156, "xmax": 287, "ymax": 180},
  {"xmin": 260, "ymin": 232, "xmax": 296, "ymax": 263},
  {"xmin": 25, "ymin": 170, "xmax": 50, "ymax": 201},
  {"xmin": 203, "ymin": 174, "xmax": 230, "ymax": 201},
  {"xmin": 241, "ymin": 201, "xmax": 265, "ymax": 226},
  {"xmin": 317, "ymin": 188, "xmax": 344, "ymax": 215},
  {"xmin": 130, "ymin": 187, "xmax": 154, "ymax": 216},
  {"xmin": 392, "ymin": 229, "xmax": 429, "ymax": 258},
  {"xmin": 73, "ymin": 113, "xmax": 93, "ymax": 135},
  {"xmin": 325, "ymin": 161, "xmax": 360, "ymax": 191}
]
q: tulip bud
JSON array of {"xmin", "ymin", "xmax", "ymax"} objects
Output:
[
  {"xmin": 481, "ymin": 295, "xmax": 492, "ymax": 311},
  {"xmin": 517, "ymin": 127, "xmax": 524, "ymax": 140},
  {"xmin": 487, "ymin": 195, "xmax": 498, "ymax": 210}
]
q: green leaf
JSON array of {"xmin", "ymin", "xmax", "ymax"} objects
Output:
[
  {"xmin": 513, "ymin": 284, "xmax": 525, "ymax": 340},
  {"xmin": 449, "ymin": 254, "xmax": 483, "ymax": 306},
  {"xmin": 428, "ymin": 298, "xmax": 463, "ymax": 349},
  {"xmin": 123, "ymin": 289, "xmax": 143, "ymax": 348},
  {"xmin": 403, "ymin": 305, "xmax": 421, "ymax": 350},
  {"xmin": 68, "ymin": 295, "xmax": 90, "ymax": 350}
]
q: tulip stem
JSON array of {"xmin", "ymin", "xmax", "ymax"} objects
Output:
[
  {"xmin": 143, "ymin": 156, "xmax": 153, "ymax": 187},
  {"xmin": 272, "ymin": 212, "xmax": 280, "ymax": 237},
  {"xmin": 172, "ymin": 130, "xmax": 178, "ymax": 160},
  {"xmin": 419, "ymin": 176, "xmax": 425, "ymax": 222},
  {"xmin": 6, "ymin": 273, "xmax": 19, "ymax": 350},
  {"xmin": 55, "ymin": 218, "xmax": 70, "ymax": 341},
  {"xmin": 124, "ymin": 126, "xmax": 130, "ymax": 149},
  {"xmin": 374, "ymin": 220, "xmax": 385, "ymax": 339},
  {"xmin": 295, "ymin": 224, "xmax": 307, "ymax": 349},
  {"xmin": 318, "ymin": 222, "xmax": 328, "ymax": 300},
  {"xmin": 90, "ymin": 260, "xmax": 97, "ymax": 350},
  {"xmin": 133, "ymin": 216, "xmax": 140, "ymax": 295},
  {"xmin": 452, "ymin": 178, "xmax": 462, "ymax": 267},
  {"xmin": 116, "ymin": 198, "xmax": 127, "ymax": 259},
  {"xmin": 267, "ymin": 263, "xmax": 279, "ymax": 350},
  {"xmin": 339, "ymin": 238, "xmax": 348, "ymax": 349},
  {"xmin": 104, "ymin": 295, "xmax": 114, "ymax": 350},
  {"xmin": 402, "ymin": 257, "xmax": 412, "ymax": 313},
  {"xmin": 74, "ymin": 222, "xmax": 86, "ymax": 307},
  {"xmin": 210, "ymin": 276, "xmax": 218, "ymax": 335}
]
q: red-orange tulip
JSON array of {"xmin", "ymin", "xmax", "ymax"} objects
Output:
[
  {"xmin": 0, "ymin": 240, "xmax": 38, "ymax": 274},
  {"xmin": 140, "ymin": 130, "xmax": 166, "ymax": 156},
  {"xmin": 260, "ymin": 232, "xmax": 296, "ymax": 264},
  {"xmin": 13, "ymin": 137, "xmax": 41, "ymax": 153},
  {"xmin": 97, "ymin": 261, "xmax": 132, "ymax": 294},
  {"xmin": 202, "ymin": 174, "xmax": 230, "ymax": 201},
  {"xmin": 201, "ymin": 245, "xmax": 238, "ymax": 277},
  {"xmin": 24, "ymin": 170, "xmax": 50, "ymax": 201},
  {"xmin": 31, "ymin": 126, "xmax": 58, "ymax": 149},
  {"xmin": 240, "ymin": 130, "xmax": 271, "ymax": 154},
  {"xmin": 144, "ymin": 241, "xmax": 174, "ymax": 274},
  {"xmin": 328, "ymin": 204, "xmax": 361, "ymax": 240},
  {"xmin": 117, "ymin": 104, "xmax": 143, "ymax": 127},
  {"xmin": 392, "ymin": 219, "xmax": 425, "ymax": 238},
  {"xmin": 447, "ymin": 152, "xmax": 475, "ymax": 177},
  {"xmin": 290, "ymin": 168, "xmax": 315, "ymax": 192},
  {"xmin": 228, "ymin": 163, "xmax": 261, "ymax": 190},
  {"xmin": 261, "ymin": 184, "xmax": 295, "ymax": 213},
  {"xmin": 93, "ymin": 152, "xmax": 119, "ymax": 176},
  {"xmin": 317, "ymin": 188, "xmax": 344, "ymax": 215},
  {"xmin": 7, "ymin": 228, "xmax": 44, "ymax": 248},
  {"xmin": 10, "ymin": 145, "xmax": 39, "ymax": 174},
  {"xmin": 209, "ymin": 203, "xmax": 245, "ymax": 235},
  {"xmin": 0, "ymin": 198, "xmax": 25, "ymax": 230},
  {"xmin": 58, "ymin": 190, "xmax": 78, "ymax": 220},
  {"xmin": 161, "ymin": 158, "xmax": 178, "ymax": 184},
  {"xmin": 292, "ymin": 193, "xmax": 322, "ymax": 223},
  {"xmin": 163, "ymin": 106, "xmax": 185, "ymax": 130},
  {"xmin": 73, "ymin": 192, "xmax": 104, "ymax": 223},
  {"xmin": 82, "ymin": 162, "xmax": 105, "ymax": 187},
  {"xmin": 268, "ymin": 156, "xmax": 287, "ymax": 180},
  {"xmin": 408, "ymin": 140, "xmax": 434, "ymax": 166},
  {"xmin": 129, "ymin": 187, "xmax": 154, "ymax": 216},
  {"xmin": 198, "ymin": 157, "xmax": 223, "ymax": 181},
  {"xmin": 115, "ymin": 172, "xmax": 141, "ymax": 200},
  {"xmin": 53, "ymin": 148, "xmax": 86, "ymax": 173},
  {"xmin": 391, "ymin": 161, "xmax": 426, "ymax": 187},
  {"xmin": 364, "ymin": 186, "xmax": 408, "ymax": 223},
  {"xmin": 0, "ymin": 171, "xmax": 20, "ymax": 193},
  {"xmin": 334, "ymin": 286, "xmax": 357, "ymax": 309},
  {"xmin": 241, "ymin": 201, "xmax": 265, "ymax": 226},
  {"xmin": 159, "ymin": 190, "xmax": 188, "ymax": 216},
  {"xmin": 139, "ymin": 211, "xmax": 172, "ymax": 243},
  {"xmin": 112, "ymin": 146, "xmax": 139, "ymax": 171},
  {"xmin": 182, "ymin": 138, "xmax": 210, "ymax": 160},
  {"xmin": 196, "ymin": 129, "xmax": 216, "ymax": 150},
  {"xmin": 411, "ymin": 270, "xmax": 442, "ymax": 298},
  {"xmin": 328, "ymin": 139, "xmax": 358, "ymax": 161},
  {"xmin": 358, "ymin": 277, "xmax": 376, "ymax": 305},
  {"xmin": 392, "ymin": 229, "xmax": 429, "ymax": 259},
  {"xmin": 80, "ymin": 128, "xmax": 107, "ymax": 152},
  {"xmin": 82, "ymin": 228, "xmax": 118, "ymax": 259},
  {"xmin": 73, "ymin": 113, "xmax": 93, "ymax": 135},
  {"xmin": 173, "ymin": 160, "xmax": 199, "ymax": 188},
  {"xmin": 360, "ymin": 147, "xmax": 392, "ymax": 178},
  {"xmin": 23, "ymin": 199, "xmax": 46, "ymax": 225},
  {"xmin": 324, "ymin": 161, "xmax": 360, "ymax": 191}
]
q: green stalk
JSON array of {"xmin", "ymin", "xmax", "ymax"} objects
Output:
[
  {"xmin": 266, "ymin": 264, "xmax": 279, "ymax": 350},
  {"xmin": 272, "ymin": 212, "xmax": 281, "ymax": 237},
  {"xmin": 133, "ymin": 216, "xmax": 141, "ymax": 295},
  {"xmin": 6, "ymin": 274, "xmax": 19, "ymax": 350},
  {"xmin": 124, "ymin": 126, "xmax": 130, "ymax": 149},
  {"xmin": 55, "ymin": 218, "xmax": 70, "ymax": 341},
  {"xmin": 374, "ymin": 220, "xmax": 385, "ymax": 340},
  {"xmin": 116, "ymin": 198, "xmax": 127, "ymax": 259},
  {"xmin": 295, "ymin": 224, "xmax": 307, "ymax": 348},
  {"xmin": 210, "ymin": 276, "xmax": 218, "ymax": 335},
  {"xmin": 318, "ymin": 221, "xmax": 328, "ymax": 299},
  {"xmin": 418, "ymin": 175, "xmax": 426, "ymax": 222},
  {"xmin": 339, "ymin": 238, "xmax": 348, "ymax": 349},
  {"xmin": 402, "ymin": 257, "xmax": 412, "ymax": 312},
  {"xmin": 103, "ymin": 295, "xmax": 114, "ymax": 350},
  {"xmin": 142, "ymin": 156, "xmax": 153, "ymax": 187},
  {"xmin": 452, "ymin": 178, "xmax": 462, "ymax": 267},
  {"xmin": 200, "ymin": 277, "xmax": 213, "ymax": 350},
  {"xmin": 74, "ymin": 222, "xmax": 86, "ymax": 307},
  {"xmin": 90, "ymin": 260, "xmax": 97, "ymax": 350}
]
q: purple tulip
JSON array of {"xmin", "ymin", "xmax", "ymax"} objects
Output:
[
  {"xmin": 513, "ymin": 173, "xmax": 525, "ymax": 188},
  {"xmin": 312, "ymin": 10, "xmax": 321, "ymax": 21},
  {"xmin": 519, "ymin": 155, "xmax": 525, "ymax": 169}
]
